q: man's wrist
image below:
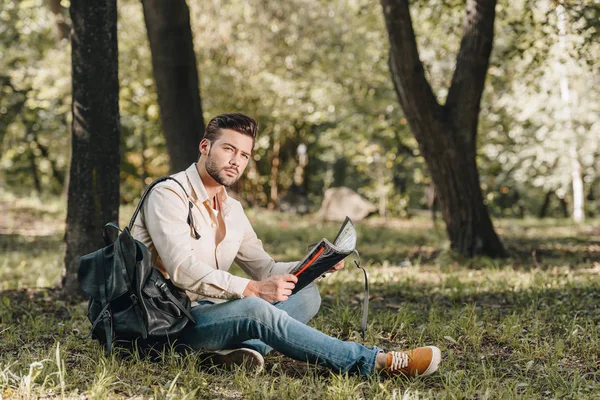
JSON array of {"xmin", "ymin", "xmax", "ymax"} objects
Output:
[{"xmin": 242, "ymin": 280, "xmax": 259, "ymax": 298}]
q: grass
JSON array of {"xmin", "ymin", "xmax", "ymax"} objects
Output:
[{"xmin": 1, "ymin": 192, "xmax": 599, "ymax": 399}]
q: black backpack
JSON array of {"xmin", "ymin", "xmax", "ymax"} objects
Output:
[{"xmin": 78, "ymin": 177, "xmax": 199, "ymax": 352}]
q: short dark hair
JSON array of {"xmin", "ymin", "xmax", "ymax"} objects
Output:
[{"xmin": 203, "ymin": 113, "xmax": 258, "ymax": 143}]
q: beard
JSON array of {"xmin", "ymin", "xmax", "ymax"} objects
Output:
[{"xmin": 205, "ymin": 152, "xmax": 240, "ymax": 187}]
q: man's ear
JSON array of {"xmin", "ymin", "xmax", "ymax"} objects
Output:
[{"xmin": 199, "ymin": 138, "xmax": 211, "ymax": 156}]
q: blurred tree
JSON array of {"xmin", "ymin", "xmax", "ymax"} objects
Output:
[
  {"xmin": 188, "ymin": 0, "xmax": 420, "ymax": 215},
  {"xmin": 0, "ymin": 0, "xmax": 71, "ymax": 196},
  {"xmin": 381, "ymin": 0, "xmax": 506, "ymax": 257},
  {"xmin": 141, "ymin": 0, "xmax": 204, "ymax": 173},
  {"xmin": 480, "ymin": 0, "xmax": 599, "ymax": 219},
  {"xmin": 2, "ymin": 0, "xmax": 597, "ymax": 221},
  {"xmin": 62, "ymin": 0, "xmax": 120, "ymax": 297},
  {"xmin": 556, "ymin": 1, "xmax": 584, "ymax": 222}
]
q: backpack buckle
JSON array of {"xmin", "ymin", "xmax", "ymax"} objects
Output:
[{"xmin": 100, "ymin": 309, "xmax": 111, "ymax": 320}]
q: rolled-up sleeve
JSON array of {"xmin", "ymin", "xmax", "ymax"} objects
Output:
[{"xmin": 142, "ymin": 185, "xmax": 250, "ymax": 300}]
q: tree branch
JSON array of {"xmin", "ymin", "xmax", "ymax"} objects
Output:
[
  {"xmin": 381, "ymin": 0, "xmax": 441, "ymax": 141},
  {"xmin": 446, "ymin": 0, "xmax": 497, "ymax": 151}
]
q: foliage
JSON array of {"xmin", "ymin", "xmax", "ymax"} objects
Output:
[
  {"xmin": 0, "ymin": 0, "xmax": 598, "ymax": 218},
  {"xmin": 1, "ymin": 196, "xmax": 599, "ymax": 398},
  {"xmin": 0, "ymin": 0, "xmax": 70, "ymax": 195},
  {"xmin": 479, "ymin": 0, "xmax": 600, "ymax": 216},
  {"xmin": 188, "ymin": 0, "xmax": 421, "ymax": 215}
]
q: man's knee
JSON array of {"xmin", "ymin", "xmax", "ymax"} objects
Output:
[
  {"xmin": 300, "ymin": 282, "xmax": 322, "ymax": 318},
  {"xmin": 236, "ymin": 296, "xmax": 281, "ymax": 320}
]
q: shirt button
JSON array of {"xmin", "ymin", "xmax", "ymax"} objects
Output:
[{"xmin": 211, "ymin": 223, "xmax": 216, "ymax": 228}]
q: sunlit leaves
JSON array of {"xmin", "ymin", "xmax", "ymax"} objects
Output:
[
  {"xmin": 479, "ymin": 0, "xmax": 599, "ymax": 216},
  {"xmin": 1, "ymin": 0, "xmax": 598, "ymax": 217}
]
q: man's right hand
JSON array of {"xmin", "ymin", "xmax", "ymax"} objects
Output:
[{"xmin": 243, "ymin": 274, "xmax": 298, "ymax": 302}]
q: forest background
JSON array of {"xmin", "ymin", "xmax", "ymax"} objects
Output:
[
  {"xmin": 1, "ymin": 0, "xmax": 599, "ymax": 398},
  {"xmin": 2, "ymin": 0, "xmax": 598, "ymax": 221}
]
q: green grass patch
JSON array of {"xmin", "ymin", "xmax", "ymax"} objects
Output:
[{"xmin": 1, "ymin": 195, "xmax": 599, "ymax": 398}]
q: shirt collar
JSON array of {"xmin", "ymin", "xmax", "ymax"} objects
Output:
[{"xmin": 185, "ymin": 163, "xmax": 230, "ymax": 210}]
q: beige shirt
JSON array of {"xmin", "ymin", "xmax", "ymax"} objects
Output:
[{"xmin": 132, "ymin": 163, "xmax": 297, "ymax": 304}]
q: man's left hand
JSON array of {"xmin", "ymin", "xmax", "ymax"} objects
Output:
[{"xmin": 327, "ymin": 260, "xmax": 345, "ymax": 273}]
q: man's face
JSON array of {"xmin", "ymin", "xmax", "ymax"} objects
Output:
[{"xmin": 201, "ymin": 129, "xmax": 253, "ymax": 187}]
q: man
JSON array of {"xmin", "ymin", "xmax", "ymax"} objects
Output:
[{"xmin": 133, "ymin": 113, "xmax": 441, "ymax": 376}]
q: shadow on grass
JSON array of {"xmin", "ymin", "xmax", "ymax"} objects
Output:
[
  {"xmin": 0, "ymin": 233, "xmax": 63, "ymax": 252},
  {"xmin": 1, "ymin": 275, "xmax": 599, "ymax": 390},
  {"xmin": 504, "ymin": 236, "xmax": 599, "ymax": 266}
]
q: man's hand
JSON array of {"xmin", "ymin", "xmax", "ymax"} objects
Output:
[
  {"xmin": 243, "ymin": 274, "xmax": 298, "ymax": 302},
  {"xmin": 327, "ymin": 259, "xmax": 345, "ymax": 273}
]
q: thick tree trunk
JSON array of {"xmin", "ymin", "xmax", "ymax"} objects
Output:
[
  {"xmin": 381, "ymin": 0, "xmax": 506, "ymax": 257},
  {"xmin": 63, "ymin": 0, "xmax": 120, "ymax": 298},
  {"xmin": 141, "ymin": 0, "xmax": 204, "ymax": 173}
]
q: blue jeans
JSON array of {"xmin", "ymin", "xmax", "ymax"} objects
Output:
[{"xmin": 179, "ymin": 283, "xmax": 381, "ymax": 375}]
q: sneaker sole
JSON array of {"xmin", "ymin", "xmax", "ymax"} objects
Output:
[
  {"xmin": 421, "ymin": 346, "xmax": 442, "ymax": 376},
  {"xmin": 214, "ymin": 348, "xmax": 265, "ymax": 371}
]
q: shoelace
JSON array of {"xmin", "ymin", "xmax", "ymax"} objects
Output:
[{"xmin": 389, "ymin": 351, "xmax": 409, "ymax": 371}]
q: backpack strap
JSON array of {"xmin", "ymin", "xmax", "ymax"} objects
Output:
[
  {"xmin": 87, "ymin": 302, "xmax": 110, "ymax": 338},
  {"xmin": 151, "ymin": 276, "xmax": 196, "ymax": 323},
  {"xmin": 128, "ymin": 176, "xmax": 200, "ymax": 239},
  {"xmin": 95, "ymin": 248, "xmax": 114, "ymax": 352},
  {"xmin": 352, "ymin": 250, "xmax": 369, "ymax": 341},
  {"xmin": 117, "ymin": 228, "xmax": 149, "ymax": 340},
  {"xmin": 102, "ymin": 222, "xmax": 122, "ymax": 246}
]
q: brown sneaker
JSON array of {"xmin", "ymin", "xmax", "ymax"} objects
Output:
[
  {"xmin": 384, "ymin": 346, "xmax": 441, "ymax": 377},
  {"xmin": 208, "ymin": 348, "xmax": 265, "ymax": 372}
]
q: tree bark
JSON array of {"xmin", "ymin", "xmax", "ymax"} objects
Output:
[
  {"xmin": 381, "ymin": 0, "xmax": 506, "ymax": 257},
  {"xmin": 141, "ymin": 0, "xmax": 204, "ymax": 173},
  {"xmin": 63, "ymin": 0, "xmax": 120, "ymax": 298}
]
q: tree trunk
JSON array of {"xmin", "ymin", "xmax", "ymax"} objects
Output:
[
  {"xmin": 28, "ymin": 146, "xmax": 42, "ymax": 194},
  {"xmin": 63, "ymin": 0, "xmax": 120, "ymax": 298},
  {"xmin": 381, "ymin": 0, "xmax": 506, "ymax": 257},
  {"xmin": 556, "ymin": 2, "xmax": 584, "ymax": 222},
  {"xmin": 587, "ymin": 177, "xmax": 597, "ymax": 201},
  {"xmin": 375, "ymin": 156, "xmax": 387, "ymax": 219},
  {"xmin": 269, "ymin": 135, "xmax": 280, "ymax": 209},
  {"xmin": 141, "ymin": 0, "xmax": 204, "ymax": 173},
  {"xmin": 538, "ymin": 191, "xmax": 553, "ymax": 218},
  {"xmin": 140, "ymin": 129, "xmax": 149, "ymax": 190},
  {"xmin": 559, "ymin": 196, "xmax": 569, "ymax": 218}
]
